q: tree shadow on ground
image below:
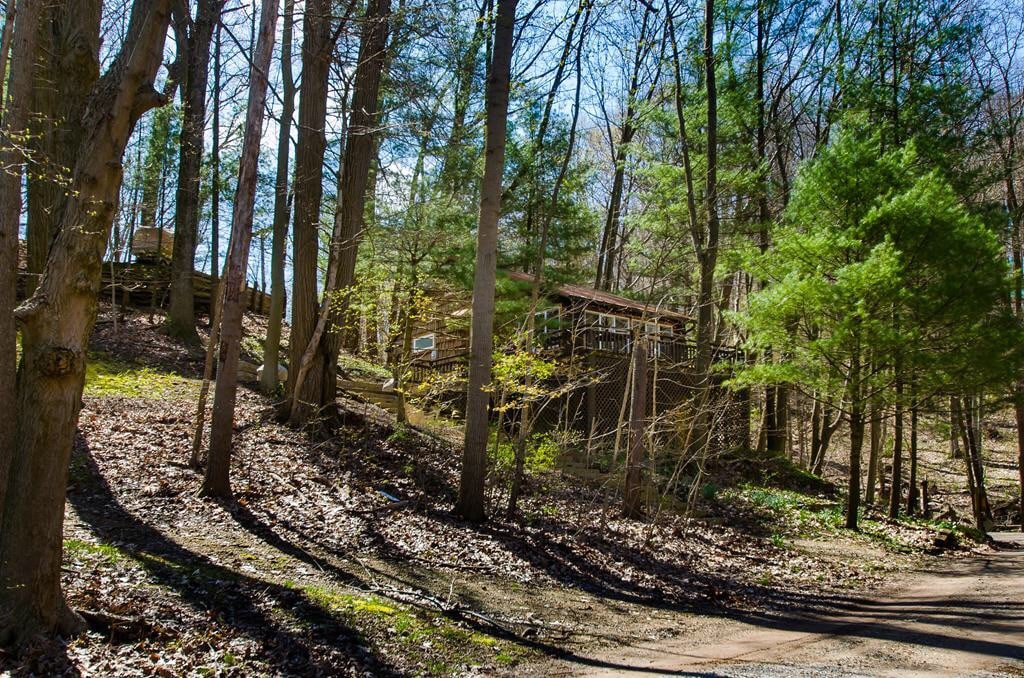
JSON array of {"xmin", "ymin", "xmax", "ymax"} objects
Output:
[
  {"xmin": 357, "ymin": 480, "xmax": 1024, "ymax": 668},
  {"xmin": 230, "ymin": 417, "xmax": 1024, "ymax": 669},
  {"xmin": 70, "ymin": 432, "xmax": 698, "ymax": 676},
  {"xmin": 67, "ymin": 434, "xmax": 398, "ymax": 677}
]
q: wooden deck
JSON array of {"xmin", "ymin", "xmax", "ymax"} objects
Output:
[
  {"xmin": 408, "ymin": 327, "xmax": 746, "ymax": 382},
  {"xmin": 17, "ymin": 261, "xmax": 273, "ymax": 317}
]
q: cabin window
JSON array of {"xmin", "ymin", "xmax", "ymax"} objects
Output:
[
  {"xmin": 412, "ymin": 333, "xmax": 437, "ymax": 359},
  {"xmin": 586, "ymin": 311, "xmax": 631, "ymax": 352},
  {"xmin": 534, "ymin": 306, "xmax": 561, "ymax": 334},
  {"xmin": 644, "ymin": 321, "xmax": 674, "ymax": 357}
]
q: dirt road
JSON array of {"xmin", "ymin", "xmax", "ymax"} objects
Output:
[{"xmin": 542, "ymin": 535, "xmax": 1024, "ymax": 677}]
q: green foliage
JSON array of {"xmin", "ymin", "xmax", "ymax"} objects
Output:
[
  {"xmin": 493, "ymin": 432, "xmax": 561, "ymax": 475},
  {"xmin": 64, "ymin": 539, "xmax": 124, "ymax": 565},
  {"xmin": 732, "ymin": 126, "xmax": 1023, "ymax": 405},
  {"xmin": 700, "ymin": 482, "xmax": 719, "ymax": 501},
  {"xmin": 386, "ymin": 424, "xmax": 413, "ymax": 445},
  {"xmin": 501, "ymin": 101, "xmax": 599, "ymax": 282},
  {"xmin": 490, "ymin": 350, "xmax": 557, "ymax": 405},
  {"xmin": 338, "ymin": 352, "xmax": 391, "ymax": 381}
]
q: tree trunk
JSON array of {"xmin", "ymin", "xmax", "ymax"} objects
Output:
[
  {"xmin": 889, "ymin": 376, "xmax": 904, "ymax": 518},
  {"xmin": 0, "ymin": 0, "xmax": 171, "ymax": 645},
  {"xmin": 320, "ymin": 0, "xmax": 391, "ymax": 404},
  {"xmin": 907, "ymin": 397, "xmax": 918, "ymax": 515},
  {"xmin": 284, "ymin": 0, "xmax": 337, "ymax": 424},
  {"xmin": 950, "ymin": 396, "xmax": 961, "ymax": 459},
  {"xmin": 287, "ymin": 0, "xmax": 390, "ymax": 419},
  {"xmin": 755, "ymin": 0, "xmax": 788, "ymax": 458},
  {"xmin": 202, "ymin": 0, "xmax": 277, "ymax": 498},
  {"xmin": 810, "ymin": 396, "xmax": 821, "ymax": 469},
  {"xmin": 866, "ymin": 399, "xmax": 880, "ymax": 504},
  {"xmin": 507, "ymin": 19, "xmax": 587, "ymax": 516},
  {"xmin": 1016, "ymin": 393, "xmax": 1024, "ymax": 532},
  {"xmin": 456, "ymin": 0, "xmax": 517, "ymax": 523},
  {"xmin": 0, "ymin": 8, "xmax": 15, "ymax": 109},
  {"xmin": 209, "ymin": 21, "xmax": 221, "ymax": 284},
  {"xmin": 846, "ymin": 352, "xmax": 863, "ymax": 530},
  {"xmin": 811, "ymin": 400, "xmax": 842, "ymax": 476},
  {"xmin": 686, "ymin": 0, "xmax": 720, "ymax": 461},
  {"xmin": 168, "ymin": 0, "xmax": 223, "ymax": 343},
  {"xmin": 0, "ymin": 0, "xmax": 45, "ymax": 523},
  {"xmin": 955, "ymin": 396, "xmax": 992, "ymax": 531},
  {"xmin": 595, "ymin": 144, "xmax": 629, "ymax": 292},
  {"xmin": 623, "ymin": 337, "xmax": 648, "ymax": 518},
  {"xmin": 25, "ymin": 0, "xmax": 101, "ymax": 295},
  {"xmin": 764, "ymin": 386, "xmax": 779, "ymax": 453},
  {"xmin": 261, "ymin": 0, "xmax": 296, "ymax": 394}
]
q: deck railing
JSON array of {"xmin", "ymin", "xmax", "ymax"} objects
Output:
[
  {"xmin": 409, "ymin": 351, "xmax": 468, "ymax": 383},
  {"xmin": 407, "ymin": 327, "xmax": 745, "ymax": 382},
  {"xmin": 539, "ymin": 328, "xmax": 745, "ymax": 366}
]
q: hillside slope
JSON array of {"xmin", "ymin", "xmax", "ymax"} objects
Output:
[{"xmin": 4, "ymin": 305, "xmax": 982, "ymax": 676}]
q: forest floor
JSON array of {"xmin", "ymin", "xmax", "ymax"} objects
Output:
[
  {"xmin": 530, "ymin": 537, "xmax": 1024, "ymax": 676},
  {"xmin": 2, "ymin": 305, "xmax": 1019, "ymax": 676}
]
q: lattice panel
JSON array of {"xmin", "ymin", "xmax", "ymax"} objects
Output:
[{"xmin": 534, "ymin": 354, "xmax": 751, "ymax": 455}]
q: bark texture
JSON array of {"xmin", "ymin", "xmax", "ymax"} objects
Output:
[
  {"xmin": 0, "ymin": 0, "xmax": 171, "ymax": 646},
  {"xmin": 284, "ymin": 0, "xmax": 336, "ymax": 424},
  {"xmin": 623, "ymin": 338, "xmax": 648, "ymax": 518},
  {"xmin": 456, "ymin": 0, "xmax": 517, "ymax": 523},
  {"xmin": 25, "ymin": 0, "xmax": 101, "ymax": 294},
  {"xmin": 167, "ymin": 0, "xmax": 223, "ymax": 342},
  {"xmin": 261, "ymin": 0, "xmax": 296, "ymax": 394},
  {"xmin": 845, "ymin": 353, "xmax": 864, "ymax": 530},
  {"xmin": 0, "ymin": 0, "xmax": 45, "ymax": 525},
  {"xmin": 203, "ymin": 0, "xmax": 277, "ymax": 498},
  {"xmin": 319, "ymin": 0, "xmax": 391, "ymax": 406}
]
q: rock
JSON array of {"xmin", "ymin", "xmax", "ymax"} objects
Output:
[
  {"xmin": 236, "ymin": 361, "xmax": 259, "ymax": 383},
  {"xmin": 932, "ymin": 529, "xmax": 958, "ymax": 550},
  {"xmin": 256, "ymin": 363, "xmax": 288, "ymax": 383}
]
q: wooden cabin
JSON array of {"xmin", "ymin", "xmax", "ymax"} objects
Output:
[
  {"xmin": 409, "ymin": 272, "xmax": 750, "ymax": 451},
  {"xmin": 130, "ymin": 227, "xmax": 175, "ymax": 262}
]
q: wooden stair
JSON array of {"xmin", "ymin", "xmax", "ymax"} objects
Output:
[{"xmin": 337, "ymin": 378, "xmax": 400, "ymax": 415}]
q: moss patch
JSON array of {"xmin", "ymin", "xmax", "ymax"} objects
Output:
[
  {"xmin": 293, "ymin": 583, "xmax": 530, "ymax": 674},
  {"xmin": 84, "ymin": 353, "xmax": 197, "ymax": 398},
  {"xmin": 64, "ymin": 538, "xmax": 125, "ymax": 565}
]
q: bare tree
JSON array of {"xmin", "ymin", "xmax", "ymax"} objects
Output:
[
  {"xmin": 594, "ymin": 3, "xmax": 659, "ymax": 292},
  {"xmin": 288, "ymin": 0, "xmax": 392, "ymax": 417},
  {"xmin": 682, "ymin": 0, "xmax": 721, "ymax": 462},
  {"xmin": 456, "ymin": 0, "xmax": 518, "ymax": 523},
  {"xmin": 261, "ymin": 0, "xmax": 296, "ymax": 394},
  {"xmin": 202, "ymin": 0, "xmax": 278, "ymax": 498},
  {"xmin": 284, "ymin": 0, "xmax": 342, "ymax": 424},
  {"xmin": 167, "ymin": 0, "xmax": 225, "ymax": 343},
  {"xmin": 0, "ymin": 0, "xmax": 44, "ymax": 522}
]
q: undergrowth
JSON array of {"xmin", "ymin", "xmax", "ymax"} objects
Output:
[{"xmin": 723, "ymin": 483, "xmax": 974, "ymax": 553}]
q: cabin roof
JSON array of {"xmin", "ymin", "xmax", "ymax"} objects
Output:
[{"xmin": 505, "ymin": 271, "xmax": 693, "ymax": 323}]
